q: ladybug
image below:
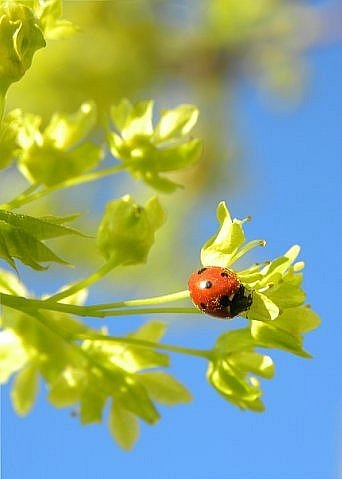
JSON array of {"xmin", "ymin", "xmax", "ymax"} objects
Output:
[{"xmin": 188, "ymin": 266, "xmax": 252, "ymax": 319}]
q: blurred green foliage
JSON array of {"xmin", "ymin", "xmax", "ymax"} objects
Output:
[{"xmin": 0, "ymin": 0, "xmax": 329, "ymax": 295}]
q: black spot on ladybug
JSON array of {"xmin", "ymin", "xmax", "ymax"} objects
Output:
[
  {"xmin": 197, "ymin": 268, "xmax": 207, "ymax": 274},
  {"xmin": 205, "ymin": 281, "xmax": 212, "ymax": 289},
  {"xmin": 219, "ymin": 295, "xmax": 230, "ymax": 307},
  {"xmin": 200, "ymin": 302, "xmax": 207, "ymax": 310},
  {"xmin": 220, "ymin": 271, "xmax": 229, "ymax": 277}
]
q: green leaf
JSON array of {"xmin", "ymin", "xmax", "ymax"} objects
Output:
[
  {"xmin": 11, "ymin": 364, "xmax": 39, "ymax": 416},
  {"xmin": 0, "ymin": 220, "xmax": 70, "ymax": 271},
  {"xmin": 96, "ymin": 195, "xmax": 165, "ymax": 265},
  {"xmin": 37, "ymin": 213, "xmax": 83, "ymax": 226},
  {"xmin": 48, "ymin": 368, "xmax": 85, "ymax": 407},
  {"xmin": 130, "ymin": 320, "xmax": 167, "ymax": 342},
  {"xmin": 138, "ymin": 371, "xmax": 192, "ymax": 405},
  {"xmin": 79, "ymin": 389, "xmax": 107, "ymax": 425},
  {"xmin": 0, "ymin": 213, "xmax": 81, "ymax": 272},
  {"xmin": 0, "ymin": 210, "xmax": 86, "ymax": 239},
  {"xmin": 109, "ymin": 400, "xmax": 139, "ymax": 451},
  {"xmin": 250, "ymin": 320, "xmax": 311, "ymax": 358},
  {"xmin": 115, "ymin": 376, "xmax": 159, "ymax": 424},
  {"xmin": 0, "ymin": 229, "xmax": 17, "ymax": 271}
]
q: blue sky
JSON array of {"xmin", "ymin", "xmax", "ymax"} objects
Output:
[{"xmin": 2, "ymin": 20, "xmax": 341, "ymax": 479}]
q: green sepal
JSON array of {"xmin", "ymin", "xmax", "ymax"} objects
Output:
[
  {"xmin": 228, "ymin": 351, "xmax": 274, "ymax": 379},
  {"xmin": 154, "ymin": 104, "xmax": 199, "ymax": 142},
  {"xmin": 0, "ymin": 268, "xmax": 28, "ymax": 297},
  {"xmin": 48, "ymin": 367, "xmax": 86, "ymax": 407},
  {"xmin": 0, "ymin": 328, "xmax": 29, "ymax": 383},
  {"xmin": 79, "ymin": 388, "xmax": 107, "ymax": 425},
  {"xmin": 96, "ymin": 195, "xmax": 165, "ymax": 265},
  {"xmin": 273, "ymin": 306, "xmax": 321, "ymax": 335},
  {"xmin": 151, "ymin": 139, "xmax": 202, "ymax": 172},
  {"xmin": 130, "ymin": 320, "xmax": 167, "ymax": 342},
  {"xmin": 207, "ymin": 358, "xmax": 265, "ymax": 411},
  {"xmin": 265, "ymin": 282, "xmax": 305, "ymax": 309},
  {"xmin": 114, "ymin": 375, "xmax": 160, "ymax": 424},
  {"xmin": 250, "ymin": 320, "xmax": 311, "ymax": 358},
  {"xmin": 0, "ymin": 109, "xmax": 22, "ymax": 169},
  {"xmin": 125, "ymin": 320, "xmax": 169, "ymax": 371},
  {"xmin": 209, "ymin": 327, "xmax": 273, "ymax": 411},
  {"xmin": 119, "ymin": 100, "xmax": 154, "ymax": 140},
  {"xmin": 109, "ymin": 400, "xmax": 140, "ymax": 451},
  {"xmin": 82, "ymin": 321, "xmax": 169, "ymax": 373},
  {"xmin": 138, "ymin": 371, "xmax": 192, "ymax": 406},
  {"xmin": 201, "ymin": 201, "xmax": 258, "ymax": 267},
  {"xmin": 214, "ymin": 327, "xmax": 256, "ymax": 355},
  {"xmin": 11, "ymin": 364, "xmax": 39, "ymax": 416},
  {"xmin": 247, "ymin": 291, "xmax": 279, "ymax": 321},
  {"xmin": 141, "ymin": 172, "xmax": 182, "ymax": 193},
  {"xmin": 240, "ymin": 245, "xmax": 301, "ymax": 290},
  {"xmin": 44, "ymin": 101, "xmax": 97, "ymax": 150}
]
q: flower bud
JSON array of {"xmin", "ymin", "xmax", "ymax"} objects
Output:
[
  {"xmin": 0, "ymin": 4, "xmax": 45, "ymax": 93},
  {"xmin": 96, "ymin": 195, "xmax": 165, "ymax": 265}
]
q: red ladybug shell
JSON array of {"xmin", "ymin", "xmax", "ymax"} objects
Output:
[{"xmin": 188, "ymin": 266, "xmax": 252, "ymax": 319}]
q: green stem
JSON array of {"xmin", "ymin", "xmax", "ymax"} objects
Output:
[
  {"xmin": 45, "ymin": 256, "xmax": 121, "ymax": 304},
  {"xmin": 0, "ymin": 292, "xmax": 199, "ymax": 318},
  {"xmin": 1, "ymin": 294, "xmax": 209, "ymax": 360},
  {"xmin": 0, "ymin": 184, "xmax": 40, "ymax": 211},
  {"xmin": 1, "ymin": 164, "xmax": 125, "ymax": 210},
  {"xmin": 99, "ymin": 307, "xmax": 198, "ymax": 317},
  {"xmin": 89, "ymin": 289, "xmax": 190, "ymax": 310},
  {"xmin": 73, "ymin": 333, "xmax": 211, "ymax": 359}
]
